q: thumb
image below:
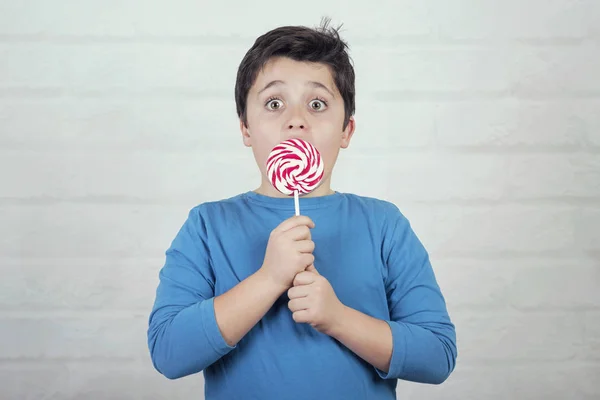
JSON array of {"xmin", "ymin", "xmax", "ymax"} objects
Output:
[{"xmin": 306, "ymin": 264, "xmax": 320, "ymax": 275}]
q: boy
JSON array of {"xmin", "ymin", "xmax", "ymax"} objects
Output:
[{"xmin": 147, "ymin": 19, "xmax": 457, "ymax": 399}]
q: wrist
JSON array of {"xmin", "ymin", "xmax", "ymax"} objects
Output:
[
  {"xmin": 325, "ymin": 303, "xmax": 350, "ymax": 338},
  {"xmin": 254, "ymin": 267, "xmax": 288, "ymax": 297}
]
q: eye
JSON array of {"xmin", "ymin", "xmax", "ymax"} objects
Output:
[
  {"xmin": 265, "ymin": 98, "xmax": 284, "ymax": 111},
  {"xmin": 309, "ymin": 99, "xmax": 328, "ymax": 111}
]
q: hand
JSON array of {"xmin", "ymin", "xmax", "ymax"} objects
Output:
[
  {"xmin": 287, "ymin": 265, "xmax": 345, "ymax": 335},
  {"xmin": 260, "ymin": 215, "xmax": 316, "ymax": 291}
]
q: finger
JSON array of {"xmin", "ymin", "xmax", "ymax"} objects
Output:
[
  {"xmin": 292, "ymin": 309, "xmax": 310, "ymax": 324},
  {"xmin": 294, "ymin": 240, "xmax": 315, "ymax": 253},
  {"xmin": 288, "ymin": 298, "xmax": 309, "ymax": 312},
  {"xmin": 293, "ymin": 271, "xmax": 317, "ymax": 286},
  {"xmin": 274, "ymin": 216, "xmax": 315, "ymax": 234},
  {"xmin": 288, "ymin": 285, "xmax": 310, "ymax": 299},
  {"xmin": 287, "ymin": 224, "xmax": 313, "ymax": 241},
  {"xmin": 306, "ymin": 264, "xmax": 320, "ymax": 275},
  {"xmin": 301, "ymin": 253, "xmax": 315, "ymax": 269}
]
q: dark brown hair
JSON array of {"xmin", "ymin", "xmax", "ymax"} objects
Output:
[{"xmin": 234, "ymin": 18, "xmax": 355, "ymax": 130}]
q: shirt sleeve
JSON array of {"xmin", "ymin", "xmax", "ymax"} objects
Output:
[
  {"xmin": 147, "ymin": 206, "xmax": 236, "ymax": 379},
  {"xmin": 376, "ymin": 205, "xmax": 457, "ymax": 384}
]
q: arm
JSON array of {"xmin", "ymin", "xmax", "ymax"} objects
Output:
[
  {"xmin": 147, "ymin": 207, "xmax": 284, "ymax": 379},
  {"xmin": 326, "ymin": 305, "xmax": 393, "ymax": 373},
  {"xmin": 214, "ymin": 269, "xmax": 286, "ymax": 347},
  {"xmin": 375, "ymin": 207, "xmax": 457, "ymax": 384},
  {"xmin": 325, "ymin": 208, "xmax": 456, "ymax": 384}
]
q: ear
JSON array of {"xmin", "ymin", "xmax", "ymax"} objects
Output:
[
  {"xmin": 241, "ymin": 120, "xmax": 252, "ymax": 147},
  {"xmin": 340, "ymin": 116, "xmax": 356, "ymax": 149}
]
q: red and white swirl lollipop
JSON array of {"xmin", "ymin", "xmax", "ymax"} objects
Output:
[{"xmin": 266, "ymin": 138, "xmax": 324, "ymax": 215}]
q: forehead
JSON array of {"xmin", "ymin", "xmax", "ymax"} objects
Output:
[{"xmin": 251, "ymin": 56, "xmax": 337, "ymax": 94}]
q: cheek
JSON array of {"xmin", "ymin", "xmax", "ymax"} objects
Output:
[
  {"xmin": 313, "ymin": 143, "xmax": 339, "ymax": 170},
  {"xmin": 252, "ymin": 139, "xmax": 271, "ymax": 160},
  {"xmin": 314, "ymin": 115, "xmax": 344, "ymax": 138},
  {"xmin": 251, "ymin": 134, "xmax": 281, "ymax": 170},
  {"xmin": 249, "ymin": 105, "xmax": 280, "ymax": 122}
]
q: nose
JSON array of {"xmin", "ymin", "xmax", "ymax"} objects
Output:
[{"xmin": 285, "ymin": 105, "xmax": 309, "ymax": 132}]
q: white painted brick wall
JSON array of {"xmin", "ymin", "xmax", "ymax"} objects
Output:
[{"xmin": 1, "ymin": 1, "xmax": 599, "ymax": 399}]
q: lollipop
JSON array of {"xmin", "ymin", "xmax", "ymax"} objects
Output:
[{"xmin": 266, "ymin": 138, "xmax": 324, "ymax": 215}]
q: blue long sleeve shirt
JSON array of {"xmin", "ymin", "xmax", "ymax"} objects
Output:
[{"xmin": 147, "ymin": 190, "xmax": 457, "ymax": 399}]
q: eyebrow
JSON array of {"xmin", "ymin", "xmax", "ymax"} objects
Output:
[{"xmin": 257, "ymin": 80, "xmax": 335, "ymax": 98}]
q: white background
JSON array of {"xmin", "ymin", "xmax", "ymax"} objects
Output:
[{"xmin": 1, "ymin": 1, "xmax": 599, "ymax": 399}]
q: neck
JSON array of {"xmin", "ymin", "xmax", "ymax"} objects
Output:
[{"xmin": 254, "ymin": 176, "xmax": 335, "ymax": 199}]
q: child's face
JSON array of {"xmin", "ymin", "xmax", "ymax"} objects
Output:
[{"xmin": 241, "ymin": 56, "xmax": 355, "ymax": 196}]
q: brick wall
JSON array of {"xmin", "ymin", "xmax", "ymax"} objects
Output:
[{"xmin": 1, "ymin": 1, "xmax": 599, "ymax": 399}]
